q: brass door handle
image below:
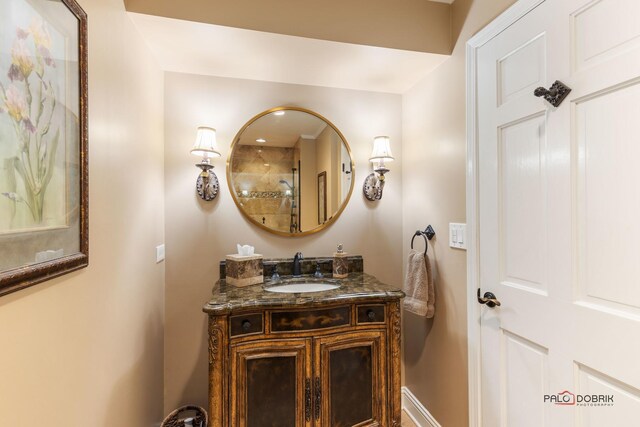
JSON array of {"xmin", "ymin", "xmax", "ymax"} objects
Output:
[{"xmin": 477, "ymin": 288, "xmax": 501, "ymax": 308}]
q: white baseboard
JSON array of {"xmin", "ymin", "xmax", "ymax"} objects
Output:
[{"xmin": 401, "ymin": 387, "xmax": 441, "ymax": 427}]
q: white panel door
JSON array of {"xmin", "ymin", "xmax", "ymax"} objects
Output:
[{"xmin": 477, "ymin": 0, "xmax": 640, "ymax": 425}]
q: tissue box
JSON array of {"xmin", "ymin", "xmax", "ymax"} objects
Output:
[{"xmin": 225, "ymin": 254, "xmax": 264, "ymax": 287}]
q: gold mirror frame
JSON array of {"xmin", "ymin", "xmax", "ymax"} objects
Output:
[{"xmin": 227, "ymin": 106, "xmax": 355, "ymax": 237}]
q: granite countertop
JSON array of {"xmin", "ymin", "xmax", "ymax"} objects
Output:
[{"xmin": 203, "ymin": 272, "xmax": 405, "ymax": 314}]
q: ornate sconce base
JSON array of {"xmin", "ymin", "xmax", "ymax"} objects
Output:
[
  {"xmin": 196, "ymin": 162, "xmax": 220, "ymax": 201},
  {"xmin": 363, "ymin": 172, "xmax": 386, "ymax": 201}
]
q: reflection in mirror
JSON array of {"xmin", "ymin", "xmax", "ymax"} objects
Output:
[{"xmin": 228, "ymin": 108, "xmax": 354, "ymax": 236}]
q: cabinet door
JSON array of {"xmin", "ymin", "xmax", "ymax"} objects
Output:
[
  {"xmin": 231, "ymin": 338, "xmax": 313, "ymax": 427},
  {"xmin": 313, "ymin": 331, "xmax": 387, "ymax": 427}
]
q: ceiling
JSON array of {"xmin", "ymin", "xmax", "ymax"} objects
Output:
[
  {"xmin": 129, "ymin": 13, "xmax": 449, "ymax": 94},
  {"xmin": 125, "ymin": 0, "xmax": 454, "ymax": 54}
]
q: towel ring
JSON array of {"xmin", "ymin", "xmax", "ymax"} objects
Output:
[
  {"xmin": 411, "ymin": 225, "xmax": 435, "ymax": 255},
  {"xmin": 411, "ymin": 232, "xmax": 429, "ymax": 255}
]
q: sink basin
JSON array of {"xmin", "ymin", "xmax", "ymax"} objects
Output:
[{"xmin": 264, "ymin": 282, "xmax": 340, "ymax": 293}]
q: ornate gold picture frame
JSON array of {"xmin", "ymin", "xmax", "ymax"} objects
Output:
[{"xmin": 0, "ymin": 0, "xmax": 88, "ymax": 296}]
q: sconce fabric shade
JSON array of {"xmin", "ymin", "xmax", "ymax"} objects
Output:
[
  {"xmin": 191, "ymin": 126, "xmax": 221, "ymax": 158},
  {"xmin": 369, "ymin": 136, "xmax": 394, "ymax": 163}
]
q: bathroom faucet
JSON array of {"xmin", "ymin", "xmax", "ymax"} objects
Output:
[{"xmin": 293, "ymin": 252, "xmax": 303, "ymax": 276}]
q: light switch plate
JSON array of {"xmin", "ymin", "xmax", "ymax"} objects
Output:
[
  {"xmin": 449, "ymin": 223, "xmax": 467, "ymax": 250},
  {"xmin": 156, "ymin": 244, "xmax": 165, "ymax": 263}
]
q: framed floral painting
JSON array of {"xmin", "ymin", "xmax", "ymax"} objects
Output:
[{"xmin": 0, "ymin": 0, "xmax": 87, "ymax": 296}]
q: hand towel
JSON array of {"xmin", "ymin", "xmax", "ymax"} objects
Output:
[{"xmin": 403, "ymin": 249, "xmax": 435, "ymax": 318}]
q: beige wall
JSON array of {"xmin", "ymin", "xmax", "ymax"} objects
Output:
[
  {"xmin": 315, "ymin": 125, "xmax": 338, "ymax": 220},
  {"xmin": 296, "ymin": 137, "xmax": 317, "ymax": 230},
  {"xmin": 164, "ymin": 72, "xmax": 403, "ymax": 411},
  {"xmin": 0, "ymin": 1, "xmax": 525, "ymax": 423},
  {"xmin": 401, "ymin": 0, "xmax": 516, "ymax": 426},
  {"xmin": 331, "ymin": 130, "xmax": 341, "ymax": 216},
  {"xmin": 0, "ymin": 1, "xmax": 165, "ymax": 426}
]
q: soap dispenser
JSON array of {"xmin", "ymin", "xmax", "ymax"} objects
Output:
[{"xmin": 333, "ymin": 244, "xmax": 349, "ymax": 278}]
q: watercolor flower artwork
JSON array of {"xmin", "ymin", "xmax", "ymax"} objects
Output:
[
  {"xmin": 0, "ymin": 0, "xmax": 87, "ymax": 294},
  {"xmin": 0, "ymin": 1, "xmax": 68, "ymax": 232}
]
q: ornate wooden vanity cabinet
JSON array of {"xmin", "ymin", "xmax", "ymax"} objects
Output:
[{"xmin": 204, "ymin": 274, "xmax": 404, "ymax": 427}]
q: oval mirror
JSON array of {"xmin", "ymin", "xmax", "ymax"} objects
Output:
[{"xmin": 227, "ymin": 107, "xmax": 355, "ymax": 236}]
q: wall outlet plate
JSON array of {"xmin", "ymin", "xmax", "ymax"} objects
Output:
[
  {"xmin": 156, "ymin": 244, "xmax": 165, "ymax": 263},
  {"xmin": 449, "ymin": 223, "xmax": 466, "ymax": 250}
]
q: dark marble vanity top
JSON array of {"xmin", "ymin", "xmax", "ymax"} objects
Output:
[{"xmin": 203, "ymin": 272, "xmax": 404, "ymax": 314}]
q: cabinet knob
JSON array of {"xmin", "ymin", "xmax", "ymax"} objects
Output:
[
  {"xmin": 242, "ymin": 320, "xmax": 252, "ymax": 331},
  {"xmin": 367, "ymin": 310, "xmax": 376, "ymax": 321}
]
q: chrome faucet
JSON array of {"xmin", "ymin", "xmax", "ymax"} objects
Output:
[{"xmin": 293, "ymin": 252, "xmax": 303, "ymax": 277}]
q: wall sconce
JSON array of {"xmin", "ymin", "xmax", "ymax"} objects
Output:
[
  {"xmin": 191, "ymin": 126, "xmax": 221, "ymax": 201},
  {"xmin": 363, "ymin": 136, "xmax": 394, "ymax": 201}
]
